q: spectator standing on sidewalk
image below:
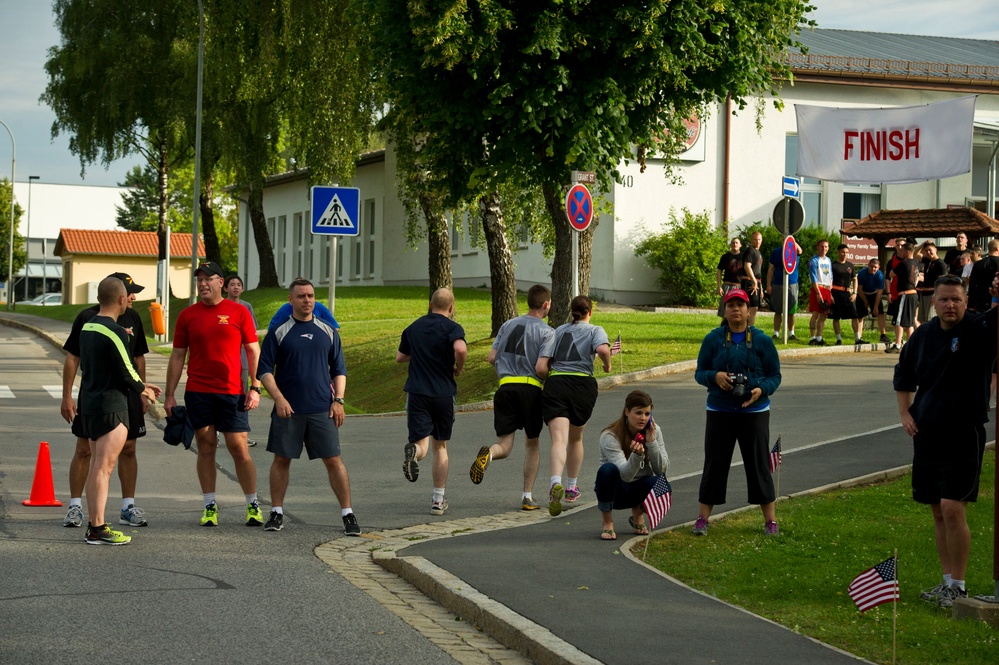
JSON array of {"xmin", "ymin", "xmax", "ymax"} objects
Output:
[
  {"xmin": 740, "ymin": 231, "xmax": 764, "ymax": 327},
  {"xmin": 894, "ymin": 273, "xmax": 998, "ymax": 608},
  {"xmin": 967, "ymin": 239, "xmax": 999, "ymax": 313},
  {"xmin": 916, "ymin": 243, "xmax": 947, "ymax": 324},
  {"xmin": 943, "ymin": 232, "xmax": 969, "ymax": 275},
  {"xmin": 807, "ymin": 239, "xmax": 832, "ymax": 345},
  {"xmin": 856, "ymin": 258, "xmax": 890, "ymax": 344},
  {"xmin": 692, "ymin": 289, "xmax": 781, "ymax": 537},
  {"xmin": 829, "ymin": 244, "xmax": 864, "ymax": 345},
  {"xmin": 716, "ymin": 237, "xmax": 743, "ymax": 322},
  {"xmin": 886, "ymin": 242, "xmax": 921, "ymax": 354},
  {"xmin": 766, "ymin": 239, "xmax": 800, "ymax": 341},
  {"xmin": 469, "ymin": 285, "xmax": 554, "ymax": 511},
  {"xmin": 398, "ymin": 288, "xmax": 467, "ymax": 516}
]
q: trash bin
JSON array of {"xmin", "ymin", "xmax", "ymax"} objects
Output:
[{"xmin": 149, "ymin": 302, "xmax": 166, "ymax": 336}]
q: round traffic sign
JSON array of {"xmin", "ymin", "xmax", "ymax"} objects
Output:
[
  {"xmin": 565, "ymin": 184, "xmax": 593, "ymax": 232},
  {"xmin": 782, "ymin": 235, "xmax": 798, "ymax": 274},
  {"xmin": 772, "ymin": 197, "xmax": 804, "ymax": 235}
]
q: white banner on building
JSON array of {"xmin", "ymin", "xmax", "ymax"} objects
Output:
[{"xmin": 795, "ymin": 96, "xmax": 976, "ymax": 184}]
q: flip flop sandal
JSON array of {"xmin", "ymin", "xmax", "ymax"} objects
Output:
[
  {"xmin": 600, "ymin": 529, "xmax": 617, "ymax": 540},
  {"xmin": 629, "ymin": 516, "xmax": 649, "ymax": 535}
]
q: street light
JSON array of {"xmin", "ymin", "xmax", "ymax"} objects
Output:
[
  {"xmin": 190, "ymin": 0, "xmax": 204, "ymax": 304},
  {"xmin": 24, "ymin": 175, "xmax": 39, "ymax": 301},
  {"xmin": 0, "ymin": 117, "xmax": 15, "ymax": 312}
]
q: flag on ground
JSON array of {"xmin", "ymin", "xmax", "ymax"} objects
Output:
[
  {"xmin": 610, "ymin": 335, "xmax": 622, "ymax": 356},
  {"xmin": 642, "ymin": 474, "xmax": 672, "ymax": 530},
  {"xmin": 769, "ymin": 436, "xmax": 782, "ymax": 473},
  {"xmin": 848, "ymin": 557, "xmax": 899, "ymax": 612}
]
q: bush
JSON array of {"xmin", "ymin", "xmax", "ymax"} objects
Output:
[
  {"xmin": 636, "ymin": 208, "xmax": 728, "ymax": 307},
  {"xmin": 738, "ymin": 221, "xmax": 841, "ymax": 309}
]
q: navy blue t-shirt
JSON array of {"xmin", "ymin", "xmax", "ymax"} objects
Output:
[
  {"xmin": 399, "ymin": 313, "xmax": 465, "ymax": 397},
  {"xmin": 258, "ymin": 316, "xmax": 346, "ymax": 414}
]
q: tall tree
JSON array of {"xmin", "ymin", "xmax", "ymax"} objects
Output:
[{"xmin": 365, "ymin": 0, "xmax": 815, "ymax": 325}]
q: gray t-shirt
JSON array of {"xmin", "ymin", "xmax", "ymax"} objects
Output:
[
  {"xmin": 539, "ymin": 321, "xmax": 610, "ymax": 375},
  {"xmin": 491, "ymin": 314, "xmax": 555, "ymax": 380}
]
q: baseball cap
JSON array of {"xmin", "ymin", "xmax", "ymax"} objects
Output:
[
  {"xmin": 723, "ymin": 288, "xmax": 750, "ymax": 304},
  {"xmin": 195, "ymin": 261, "xmax": 224, "ymax": 278},
  {"xmin": 109, "ymin": 272, "xmax": 145, "ymax": 294}
]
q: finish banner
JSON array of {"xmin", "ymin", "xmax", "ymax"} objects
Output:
[{"xmin": 795, "ymin": 96, "xmax": 976, "ymax": 184}]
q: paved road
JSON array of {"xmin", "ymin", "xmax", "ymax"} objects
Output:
[{"xmin": 0, "ymin": 311, "xmax": 920, "ymax": 664}]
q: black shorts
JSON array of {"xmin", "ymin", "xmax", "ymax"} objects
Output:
[
  {"xmin": 185, "ymin": 392, "xmax": 250, "ymax": 433},
  {"xmin": 911, "ymin": 423, "xmax": 985, "ymax": 504},
  {"xmin": 886, "ymin": 297, "xmax": 900, "ymax": 318},
  {"xmin": 892, "ymin": 293, "xmax": 917, "ymax": 328},
  {"xmin": 493, "ymin": 383, "xmax": 544, "ymax": 439},
  {"xmin": 542, "ymin": 374, "xmax": 598, "ymax": 427},
  {"xmin": 406, "ymin": 393, "xmax": 455, "ymax": 443},
  {"xmin": 126, "ymin": 391, "xmax": 146, "ymax": 439},
  {"xmin": 77, "ymin": 410, "xmax": 128, "ymax": 440},
  {"xmin": 266, "ymin": 411, "xmax": 340, "ymax": 460},
  {"xmin": 740, "ymin": 282, "xmax": 761, "ymax": 308},
  {"xmin": 829, "ymin": 290, "xmax": 858, "ymax": 321},
  {"xmin": 855, "ymin": 292, "xmax": 884, "ymax": 318}
]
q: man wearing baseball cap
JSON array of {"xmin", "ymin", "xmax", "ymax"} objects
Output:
[
  {"xmin": 164, "ymin": 261, "xmax": 265, "ymax": 527},
  {"xmin": 60, "ymin": 272, "xmax": 152, "ymax": 528}
]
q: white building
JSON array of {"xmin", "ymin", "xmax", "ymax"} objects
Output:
[{"xmin": 237, "ymin": 29, "xmax": 999, "ymax": 305}]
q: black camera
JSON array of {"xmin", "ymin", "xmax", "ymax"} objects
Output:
[{"xmin": 730, "ymin": 373, "xmax": 749, "ymax": 399}]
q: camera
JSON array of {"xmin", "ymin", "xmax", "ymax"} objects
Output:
[{"xmin": 730, "ymin": 373, "xmax": 749, "ymax": 399}]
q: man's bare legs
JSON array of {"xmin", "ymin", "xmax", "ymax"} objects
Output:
[{"xmin": 84, "ymin": 424, "xmax": 128, "ymax": 529}]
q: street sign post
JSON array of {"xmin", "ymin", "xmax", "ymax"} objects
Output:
[
  {"xmin": 773, "ymin": 196, "xmax": 805, "ymax": 236},
  {"xmin": 565, "ymin": 183, "xmax": 594, "ymax": 297},
  {"xmin": 782, "ymin": 175, "xmax": 801, "ymax": 199},
  {"xmin": 311, "ymin": 186, "xmax": 361, "ymax": 316},
  {"xmin": 780, "ymin": 234, "xmax": 798, "ymax": 346}
]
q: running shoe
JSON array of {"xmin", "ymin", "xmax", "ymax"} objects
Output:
[
  {"xmin": 521, "ymin": 498, "xmax": 540, "ymax": 511},
  {"xmin": 879, "ymin": 333, "xmax": 891, "ymax": 344},
  {"xmin": 691, "ymin": 516, "xmax": 709, "ymax": 536},
  {"xmin": 564, "ymin": 486, "xmax": 582, "ymax": 503},
  {"xmin": 246, "ymin": 501, "xmax": 264, "ymax": 526},
  {"xmin": 403, "ymin": 443, "xmax": 419, "ymax": 482},
  {"xmin": 548, "ymin": 484, "xmax": 564, "ymax": 517},
  {"xmin": 63, "ymin": 504, "xmax": 84, "ymax": 528},
  {"xmin": 788, "ymin": 333, "xmax": 797, "ymax": 341},
  {"xmin": 264, "ymin": 511, "xmax": 283, "ymax": 531},
  {"xmin": 920, "ymin": 582, "xmax": 947, "ymax": 602},
  {"xmin": 85, "ymin": 523, "xmax": 131, "ymax": 546},
  {"xmin": 430, "ymin": 498, "xmax": 448, "ymax": 516},
  {"xmin": 343, "ymin": 512, "xmax": 361, "ymax": 536},
  {"xmin": 764, "ymin": 520, "xmax": 779, "ymax": 536},
  {"xmin": 885, "ymin": 344, "xmax": 900, "ymax": 354},
  {"xmin": 835, "ymin": 338, "xmax": 843, "ymax": 346},
  {"xmin": 119, "ymin": 504, "xmax": 148, "ymax": 527},
  {"xmin": 469, "ymin": 446, "xmax": 491, "ymax": 484},
  {"xmin": 816, "ymin": 339, "xmax": 827, "ymax": 346},
  {"xmin": 200, "ymin": 502, "xmax": 219, "ymax": 527},
  {"xmin": 248, "ymin": 440, "xmax": 258, "ymax": 447},
  {"xmin": 808, "ymin": 339, "xmax": 818, "ymax": 346},
  {"xmin": 938, "ymin": 585, "xmax": 968, "ymax": 608},
  {"xmin": 854, "ymin": 338, "xmax": 867, "ymax": 345},
  {"xmin": 771, "ymin": 333, "xmax": 779, "ymax": 341}
]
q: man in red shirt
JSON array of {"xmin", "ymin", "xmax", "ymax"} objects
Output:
[{"xmin": 164, "ymin": 261, "xmax": 264, "ymax": 527}]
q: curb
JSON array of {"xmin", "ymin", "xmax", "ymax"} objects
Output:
[{"xmin": 0, "ymin": 315, "xmax": 66, "ymax": 353}]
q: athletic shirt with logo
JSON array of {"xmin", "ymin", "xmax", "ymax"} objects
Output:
[
  {"xmin": 539, "ymin": 321, "xmax": 610, "ymax": 376},
  {"xmin": 717, "ymin": 251, "xmax": 743, "ymax": 284},
  {"xmin": 258, "ymin": 316, "xmax": 346, "ymax": 414},
  {"xmin": 740, "ymin": 246, "xmax": 763, "ymax": 285},
  {"xmin": 809, "ymin": 255, "xmax": 833, "ymax": 287},
  {"xmin": 491, "ymin": 314, "xmax": 555, "ymax": 380},
  {"xmin": 64, "ymin": 305, "xmax": 149, "ymax": 368},
  {"xmin": 78, "ymin": 315, "xmax": 145, "ymax": 415},
  {"xmin": 174, "ymin": 299, "xmax": 258, "ymax": 394},
  {"xmin": 830, "ymin": 261, "xmax": 855, "ymax": 289},
  {"xmin": 892, "ymin": 258, "xmax": 921, "ymax": 292}
]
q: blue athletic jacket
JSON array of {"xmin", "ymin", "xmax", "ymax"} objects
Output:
[{"xmin": 694, "ymin": 325, "xmax": 782, "ymax": 411}]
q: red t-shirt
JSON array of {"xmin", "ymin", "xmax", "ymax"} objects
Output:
[{"xmin": 174, "ymin": 299, "xmax": 258, "ymax": 394}]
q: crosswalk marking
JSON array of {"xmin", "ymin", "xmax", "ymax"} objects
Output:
[
  {"xmin": 0, "ymin": 385, "xmax": 78, "ymax": 399},
  {"xmin": 0, "ymin": 386, "xmax": 14, "ymax": 398}
]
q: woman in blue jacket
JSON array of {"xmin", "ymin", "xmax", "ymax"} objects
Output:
[{"xmin": 692, "ymin": 288, "xmax": 782, "ymax": 537}]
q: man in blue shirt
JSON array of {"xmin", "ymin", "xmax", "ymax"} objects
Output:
[
  {"xmin": 257, "ymin": 278, "xmax": 360, "ymax": 536},
  {"xmin": 856, "ymin": 258, "xmax": 890, "ymax": 344},
  {"xmin": 766, "ymin": 240, "xmax": 800, "ymax": 341}
]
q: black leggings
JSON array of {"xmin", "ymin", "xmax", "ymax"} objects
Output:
[{"xmin": 698, "ymin": 410, "xmax": 775, "ymax": 506}]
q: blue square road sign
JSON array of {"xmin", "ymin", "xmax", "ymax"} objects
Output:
[{"xmin": 311, "ymin": 186, "xmax": 360, "ymax": 236}]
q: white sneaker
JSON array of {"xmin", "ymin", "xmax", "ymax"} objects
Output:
[
  {"xmin": 63, "ymin": 505, "xmax": 84, "ymax": 528},
  {"xmin": 430, "ymin": 498, "xmax": 448, "ymax": 516}
]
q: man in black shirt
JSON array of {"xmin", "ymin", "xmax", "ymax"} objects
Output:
[
  {"xmin": 886, "ymin": 242, "xmax": 921, "ymax": 353},
  {"xmin": 829, "ymin": 244, "xmax": 863, "ymax": 345},
  {"xmin": 894, "ymin": 273, "xmax": 998, "ymax": 607},
  {"xmin": 916, "ymin": 242, "xmax": 947, "ymax": 325},
  {"xmin": 72, "ymin": 277, "xmax": 160, "ymax": 545},
  {"xmin": 715, "ymin": 237, "xmax": 742, "ymax": 321},
  {"xmin": 60, "ymin": 272, "xmax": 151, "ymax": 529},
  {"xmin": 943, "ymin": 231, "xmax": 969, "ymax": 275},
  {"xmin": 967, "ymin": 239, "xmax": 999, "ymax": 312},
  {"xmin": 740, "ymin": 231, "xmax": 764, "ymax": 326}
]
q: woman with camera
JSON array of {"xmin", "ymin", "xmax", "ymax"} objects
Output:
[
  {"xmin": 594, "ymin": 390, "xmax": 668, "ymax": 540},
  {"xmin": 692, "ymin": 288, "xmax": 782, "ymax": 536}
]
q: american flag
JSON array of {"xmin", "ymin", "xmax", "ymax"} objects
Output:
[
  {"xmin": 848, "ymin": 557, "xmax": 899, "ymax": 612},
  {"xmin": 642, "ymin": 474, "xmax": 672, "ymax": 530},
  {"xmin": 610, "ymin": 335, "xmax": 622, "ymax": 356},
  {"xmin": 768, "ymin": 436, "xmax": 782, "ymax": 473}
]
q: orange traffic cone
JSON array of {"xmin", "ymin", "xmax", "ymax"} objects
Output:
[{"xmin": 22, "ymin": 441, "xmax": 63, "ymax": 507}]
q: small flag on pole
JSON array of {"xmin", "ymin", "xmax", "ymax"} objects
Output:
[
  {"xmin": 848, "ymin": 557, "xmax": 899, "ymax": 612},
  {"xmin": 768, "ymin": 436, "xmax": 782, "ymax": 473},
  {"xmin": 610, "ymin": 335, "xmax": 622, "ymax": 356},
  {"xmin": 642, "ymin": 474, "xmax": 672, "ymax": 530}
]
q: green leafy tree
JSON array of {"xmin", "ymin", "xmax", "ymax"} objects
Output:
[
  {"xmin": 636, "ymin": 208, "xmax": 728, "ymax": 307},
  {"xmin": 363, "ymin": 0, "xmax": 815, "ymax": 325},
  {"xmin": 0, "ymin": 179, "xmax": 25, "ymax": 285},
  {"xmin": 115, "ymin": 164, "xmax": 189, "ymax": 232}
]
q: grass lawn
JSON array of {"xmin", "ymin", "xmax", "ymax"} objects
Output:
[
  {"xmin": 637, "ymin": 452, "xmax": 998, "ymax": 665},
  {"xmin": 13, "ymin": 285, "xmax": 828, "ymax": 414}
]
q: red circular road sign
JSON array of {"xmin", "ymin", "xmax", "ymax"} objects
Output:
[
  {"xmin": 782, "ymin": 235, "xmax": 798, "ymax": 274},
  {"xmin": 565, "ymin": 184, "xmax": 593, "ymax": 232}
]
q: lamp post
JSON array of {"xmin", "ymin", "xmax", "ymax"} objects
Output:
[
  {"xmin": 190, "ymin": 0, "xmax": 204, "ymax": 304},
  {"xmin": 24, "ymin": 175, "xmax": 39, "ymax": 301},
  {"xmin": 0, "ymin": 117, "xmax": 14, "ymax": 312}
]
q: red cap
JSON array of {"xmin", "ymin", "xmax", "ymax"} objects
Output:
[{"xmin": 723, "ymin": 288, "xmax": 750, "ymax": 304}]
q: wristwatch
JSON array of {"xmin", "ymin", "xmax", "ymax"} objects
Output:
[
  {"xmin": 333, "ymin": 397, "xmax": 345, "ymax": 405},
  {"xmin": 249, "ymin": 386, "xmax": 262, "ymax": 394}
]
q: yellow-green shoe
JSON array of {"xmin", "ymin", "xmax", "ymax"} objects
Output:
[
  {"xmin": 245, "ymin": 501, "xmax": 264, "ymax": 526},
  {"xmin": 85, "ymin": 523, "xmax": 131, "ymax": 545},
  {"xmin": 548, "ymin": 484, "xmax": 564, "ymax": 517},
  {"xmin": 200, "ymin": 502, "xmax": 219, "ymax": 527},
  {"xmin": 469, "ymin": 446, "xmax": 491, "ymax": 484}
]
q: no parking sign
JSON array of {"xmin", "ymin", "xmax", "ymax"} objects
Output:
[{"xmin": 565, "ymin": 184, "xmax": 593, "ymax": 231}]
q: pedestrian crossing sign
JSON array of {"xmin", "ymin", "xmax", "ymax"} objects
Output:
[{"xmin": 311, "ymin": 186, "xmax": 360, "ymax": 236}]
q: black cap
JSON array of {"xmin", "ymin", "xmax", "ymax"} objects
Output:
[
  {"xmin": 195, "ymin": 261, "xmax": 224, "ymax": 278},
  {"xmin": 109, "ymin": 272, "xmax": 145, "ymax": 294}
]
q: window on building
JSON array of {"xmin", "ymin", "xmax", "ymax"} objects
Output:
[
  {"xmin": 843, "ymin": 184, "xmax": 881, "ymax": 220},
  {"xmin": 785, "ymin": 135, "xmax": 823, "ymax": 227}
]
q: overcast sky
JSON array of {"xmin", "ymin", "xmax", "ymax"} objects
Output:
[{"xmin": 1, "ymin": 1, "xmax": 997, "ymax": 188}]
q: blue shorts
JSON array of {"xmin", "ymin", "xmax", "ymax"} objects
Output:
[
  {"xmin": 185, "ymin": 392, "xmax": 250, "ymax": 433},
  {"xmin": 406, "ymin": 393, "xmax": 455, "ymax": 443}
]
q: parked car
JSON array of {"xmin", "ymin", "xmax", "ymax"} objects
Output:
[{"xmin": 17, "ymin": 293, "xmax": 62, "ymax": 306}]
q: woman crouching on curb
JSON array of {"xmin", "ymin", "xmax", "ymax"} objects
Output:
[{"xmin": 595, "ymin": 390, "xmax": 668, "ymax": 540}]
